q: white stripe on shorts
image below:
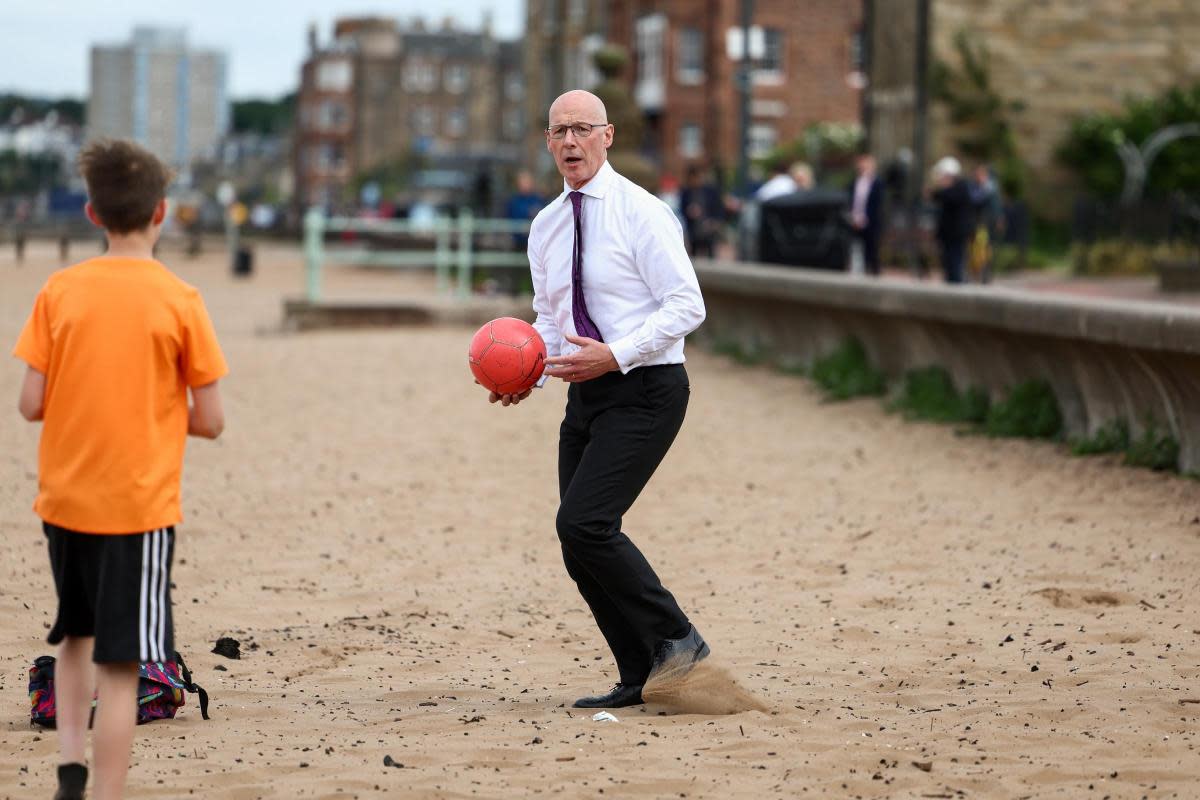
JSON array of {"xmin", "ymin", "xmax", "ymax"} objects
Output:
[
  {"xmin": 139, "ymin": 532, "xmax": 152, "ymax": 662},
  {"xmin": 148, "ymin": 530, "xmax": 161, "ymax": 662},
  {"xmin": 156, "ymin": 529, "xmax": 169, "ymax": 662}
]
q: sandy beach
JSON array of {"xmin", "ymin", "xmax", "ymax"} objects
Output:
[{"xmin": 1, "ymin": 240, "xmax": 1197, "ymax": 798}]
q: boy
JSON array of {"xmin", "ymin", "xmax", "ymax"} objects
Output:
[{"xmin": 13, "ymin": 139, "xmax": 227, "ymax": 800}]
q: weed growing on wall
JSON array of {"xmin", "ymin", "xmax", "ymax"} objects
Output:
[
  {"xmin": 890, "ymin": 366, "xmax": 990, "ymax": 424},
  {"xmin": 810, "ymin": 339, "xmax": 887, "ymax": 401},
  {"xmin": 983, "ymin": 380, "xmax": 1063, "ymax": 439},
  {"xmin": 1124, "ymin": 419, "xmax": 1180, "ymax": 471},
  {"xmin": 1070, "ymin": 419, "xmax": 1131, "ymax": 455}
]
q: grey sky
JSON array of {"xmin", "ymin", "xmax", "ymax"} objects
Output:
[{"xmin": 3, "ymin": 1, "xmax": 525, "ymax": 100}]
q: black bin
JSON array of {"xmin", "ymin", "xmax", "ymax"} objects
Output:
[
  {"xmin": 758, "ymin": 189, "xmax": 849, "ymax": 271},
  {"xmin": 232, "ymin": 246, "xmax": 253, "ymax": 277}
]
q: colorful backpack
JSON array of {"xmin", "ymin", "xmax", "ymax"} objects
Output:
[{"xmin": 29, "ymin": 652, "xmax": 210, "ymax": 728}]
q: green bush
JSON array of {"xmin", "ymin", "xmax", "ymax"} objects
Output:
[
  {"xmin": 1056, "ymin": 82, "xmax": 1200, "ymax": 199},
  {"xmin": 1124, "ymin": 420, "xmax": 1180, "ymax": 471},
  {"xmin": 1070, "ymin": 419, "xmax": 1130, "ymax": 455},
  {"xmin": 810, "ymin": 339, "xmax": 887, "ymax": 401},
  {"xmin": 890, "ymin": 366, "xmax": 990, "ymax": 423},
  {"xmin": 983, "ymin": 380, "xmax": 1062, "ymax": 439},
  {"xmin": 756, "ymin": 121, "xmax": 863, "ymax": 181}
]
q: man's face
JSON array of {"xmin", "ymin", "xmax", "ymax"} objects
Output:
[
  {"xmin": 857, "ymin": 156, "xmax": 875, "ymax": 177},
  {"xmin": 546, "ymin": 97, "xmax": 613, "ymax": 190}
]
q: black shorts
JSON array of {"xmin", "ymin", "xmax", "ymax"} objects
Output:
[{"xmin": 44, "ymin": 522, "xmax": 175, "ymax": 664}]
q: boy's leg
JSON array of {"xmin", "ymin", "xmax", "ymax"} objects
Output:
[
  {"xmin": 91, "ymin": 662, "xmax": 139, "ymax": 800},
  {"xmin": 54, "ymin": 636, "xmax": 96, "ymax": 765},
  {"xmin": 44, "ymin": 523, "xmax": 101, "ymax": 795},
  {"xmin": 88, "ymin": 526, "xmax": 176, "ymax": 799}
]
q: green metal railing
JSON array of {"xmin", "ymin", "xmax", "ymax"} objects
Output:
[{"xmin": 303, "ymin": 208, "xmax": 531, "ymax": 301}]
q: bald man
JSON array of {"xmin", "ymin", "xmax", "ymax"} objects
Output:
[{"xmin": 486, "ymin": 90, "xmax": 710, "ymax": 708}]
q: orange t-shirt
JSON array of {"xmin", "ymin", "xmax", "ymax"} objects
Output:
[{"xmin": 12, "ymin": 257, "xmax": 228, "ymax": 534}]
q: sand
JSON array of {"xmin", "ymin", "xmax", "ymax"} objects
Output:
[{"xmin": 1, "ymin": 239, "xmax": 1198, "ymax": 798}]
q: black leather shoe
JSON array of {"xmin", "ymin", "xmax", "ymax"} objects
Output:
[
  {"xmin": 572, "ymin": 683, "xmax": 644, "ymax": 708},
  {"xmin": 648, "ymin": 624, "xmax": 711, "ymax": 679}
]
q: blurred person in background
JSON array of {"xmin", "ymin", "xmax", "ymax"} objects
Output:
[
  {"xmin": 790, "ymin": 162, "xmax": 814, "ymax": 192},
  {"xmin": 929, "ymin": 156, "xmax": 975, "ymax": 284},
  {"xmin": 755, "ymin": 161, "xmax": 797, "ymax": 202},
  {"xmin": 506, "ymin": 169, "xmax": 546, "ymax": 250},
  {"xmin": 679, "ymin": 165, "xmax": 725, "ymax": 259},
  {"xmin": 968, "ymin": 163, "xmax": 1005, "ymax": 284},
  {"xmin": 848, "ymin": 152, "xmax": 884, "ymax": 276}
]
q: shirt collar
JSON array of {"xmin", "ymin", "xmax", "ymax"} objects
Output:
[{"xmin": 560, "ymin": 159, "xmax": 615, "ymax": 202}]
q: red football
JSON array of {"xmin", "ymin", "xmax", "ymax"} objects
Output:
[{"xmin": 469, "ymin": 317, "xmax": 547, "ymax": 395}]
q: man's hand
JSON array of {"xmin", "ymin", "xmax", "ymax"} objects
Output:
[
  {"xmin": 543, "ymin": 334, "xmax": 619, "ymax": 383},
  {"xmin": 488, "ymin": 388, "xmax": 532, "ymax": 406}
]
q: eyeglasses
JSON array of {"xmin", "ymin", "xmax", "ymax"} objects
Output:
[{"xmin": 545, "ymin": 122, "xmax": 610, "ymax": 140}]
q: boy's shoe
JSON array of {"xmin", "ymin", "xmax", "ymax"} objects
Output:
[{"xmin": 54, "ymin": 763, "xmax": 87, "ymax": 800}]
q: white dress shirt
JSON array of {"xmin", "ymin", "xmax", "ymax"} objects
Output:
[
  {"xmin": 528, "ymin": 160, "xmax": 706, "ymax": 374},
  {"xmin": 852, "ymin": 173, "xmax": 873, "ymax": 227},
  {"xmin": 755, "ymin": 173, "xmax": 797, "ymax": 202}
]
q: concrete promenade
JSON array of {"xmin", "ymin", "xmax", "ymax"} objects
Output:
[{"xmin": 695, "ymin": 259, "xmax": 1200, "ymax": 471}]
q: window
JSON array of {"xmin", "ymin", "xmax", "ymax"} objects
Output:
[
  {"xmin": 404, "ymin": 58, "xmax": 437, "ymax": 93},
  {"xmin": 445, "ymin": 63, "xmax": 468, "ymax": 94},
  {"xmin": 748, "ymin": 124, "xmax": 777, "ymax": 158},
  {"xmin": 309, "ymin": 143, "xmax": 344, "ymax": 170},
  {"xmin": 446, "ymin": 108, "xmax": 467, "ymax": 138},
  {"xmin": 413, "ymin": 106, "xmax": 435, "ymax": 136},
  {"xmin": 504, "ymin": 108, "xmax": 523, "ymax": 139},
  {"xmin": 317, "ymin": 101, "xmax": 346, "ymax": 131},
  {"xmin": 850, "ymin": 28, "xmax": 865, "ymax": 71},
  {"xmin": 505, "ymin": 73, "xmax": 524, "ymax": 101},
  {"xmin": 676, "ymin": 28, "xmax": 704, "ymax": 84},
  {"xmin": 315, "ymin": 59, "xmax": 352, "ymax": 91},
  {"xmin": 567, "ymin": 34, "xmax": 603, "ymax": 90},
  {"xmin": 634, "ymin": 14, "xmax": 666, "ymax": 110},
  {"xmin": 758, "ymin": 28, "xmax": 783, "ymax": 76},
  {"xmin": 679, "ymin": 123, "xmax": 702, "ymax": 159}
]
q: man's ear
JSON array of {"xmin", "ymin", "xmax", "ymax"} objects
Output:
[
  {"xmin": 84, "ymin": 201, "xmax": 103, "ymax": 228},
  {"xmin": 152, "ymin": 199, "xmax": 167, "ymax": 226},
  {"xmin": 604, "ymin": 124, "xmax": 614, "ymax": 150}
]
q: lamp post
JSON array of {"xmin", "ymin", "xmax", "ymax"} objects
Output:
[{"xmin": 735, "ymin": 0, "xmax": 756, "ymax": 199}]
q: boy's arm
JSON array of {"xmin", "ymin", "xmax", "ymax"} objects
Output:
[
  {"xmin": 188, "ymin": 381, "xmax": 224, "ymax": 439},
  {"xmin": 18, "ymin": 366, "xmax": 45, "ymax": 422}
]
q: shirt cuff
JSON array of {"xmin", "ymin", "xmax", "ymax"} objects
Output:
[{"xmin": 607, "ymin": 336, "xmax": 640, "ymax": 375}]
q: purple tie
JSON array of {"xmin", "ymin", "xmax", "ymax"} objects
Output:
[{"xmin": 569, "ymin": 191, "xmax": 603, "ymax": 342}]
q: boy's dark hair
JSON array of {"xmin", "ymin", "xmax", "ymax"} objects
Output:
[{"xmin": 77, "ymin": 139, "xmax": 172, "ymax": 234}]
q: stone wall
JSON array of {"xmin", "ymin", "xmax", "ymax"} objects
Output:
[{"xmin": 869, "ymin": 0, "xmax": 1200, "ymax": 213}]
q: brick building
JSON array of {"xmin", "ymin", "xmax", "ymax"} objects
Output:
[
  {"xmin": 294, "ymin": 16, "xmax": 526, "ymax": 211},
  {"xmin": 609, "ymin": 1, "xmax": 864, "ymax": 183},
  {"xmin": 865, "ymin": 0, "xmax": 1200, "ymax": 212},
  {"xmin": 521, "ymin": 1, "xmax": 864, "ymax": 185}
]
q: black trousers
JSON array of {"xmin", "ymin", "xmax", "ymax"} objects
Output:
[
  {"xmin": 557, "ymin": 364, "xmax": 692, "ymax": 685},
  {"xmin": 856, "ymin": 227, "xmax": 881, "ymax": 275}
]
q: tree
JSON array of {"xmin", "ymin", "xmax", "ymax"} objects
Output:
[
  {"xmin": 231, "ymin": 93, "xmax": 295, "ymax": 136},
  {"xmin": 1056, "ymin": 82, "xmax": 1200, "ymax": 200},
  {"xmin": 591, "ymin": 45, "xmax": 657, "ymax": 192},
  {"xmin": 930, "ymin": 31, "xmax": 1027, "ymax": 198},
  {"xmin": 0, "ymin": 93, "xmax": 85, "ymax": 126}
]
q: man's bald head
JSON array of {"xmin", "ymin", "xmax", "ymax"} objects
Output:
[
  {"xmin": 545, "ymin": 89, "xmax": 614, "ymax": 190},
  {"xmin": 549, "ymin": 90, "xmax": 608, "ymax": 125}
]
